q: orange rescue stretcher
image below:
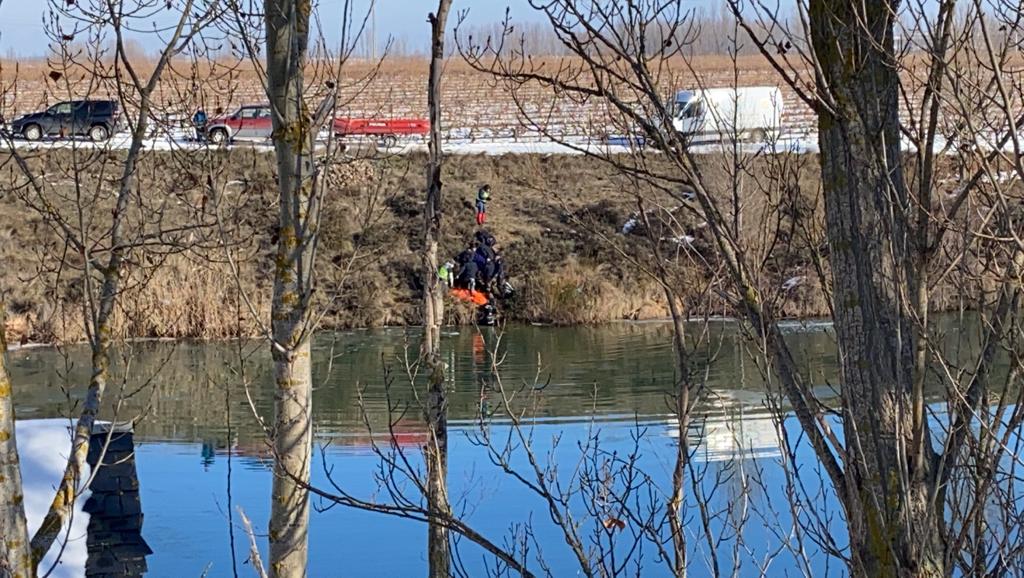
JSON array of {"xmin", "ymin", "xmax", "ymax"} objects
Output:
[{"xmin": 449, "ymin": 288, "xmax": 489, "ymax": 305}]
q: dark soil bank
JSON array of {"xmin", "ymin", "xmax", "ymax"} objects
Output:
[{"xmin": 1, "ymin": 147, "xmax": 971, "ymax": 342}]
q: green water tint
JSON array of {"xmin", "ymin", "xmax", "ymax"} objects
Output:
[
  {"xmin": 11, "ymin": 315, "xmax": 997, "ymax": 448},
  {"xmin": 9, "ymin": 321, "xmax": 846, "ymax": 443}
]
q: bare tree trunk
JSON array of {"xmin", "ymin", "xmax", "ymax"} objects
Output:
[
  {"xmin": 424, "ymin": 2, "xmax": 453, "ymax": 576},
  {"xmin": 0, "ymin": 303, "xmax": 31, "ymax": 578},
  {"xmin": 666, "ymin": 299, "xmax": 688, "ymax": 578},
  {"xmin": 809, "ymin": 1, "xmax": 942, "ymax": 575},
  {"xmin": 28, "ymin": 4, "xmax": 197, "ymax": 565},
  {"xmin": 268, "ymin": 339, "xmax": 312, "ymax": 578},
  {"xmin": 265, "ymin": 1, "xmax": 318, "ymax": 576},
  {"xmin": 30, "ymin": 235, "xmax": 127, "ymax": 567},
  {"xmin": 638, "ymin": 205, "xmax": 690, "ymax": 578}
]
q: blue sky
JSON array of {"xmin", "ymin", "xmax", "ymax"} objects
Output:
[{"xmin": 0, "ymin": 0, "xmax": 558, "ymax": 57}]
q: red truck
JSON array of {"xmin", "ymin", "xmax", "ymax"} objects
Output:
[
  {"xmin": 204, "ymin": 104, "xmax": 271, "ymax": 144},
  {"xmin": 204, "ymin": 104, "xmax": 429, "ymax": 146}
]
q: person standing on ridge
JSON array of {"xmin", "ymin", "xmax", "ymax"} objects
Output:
[{"xmin": 476, "ymin": 184, "xmax": 491, "ymax": 225}]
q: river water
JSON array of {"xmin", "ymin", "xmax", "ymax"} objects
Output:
[{"xmin": 11, "ymin": 320, "xmax": 856, "ymax": 577}]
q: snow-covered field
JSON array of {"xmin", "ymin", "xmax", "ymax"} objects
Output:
[{"xmin": 14, "ymin": 419, "xmax": 90, "ymax": 578}]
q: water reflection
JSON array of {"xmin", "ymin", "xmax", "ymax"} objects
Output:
[
  {"xmin": 10, "ymin": 319, "xmax": 985, "ymax": 576},
  {"xmin": 83, "ymin": 424, "xmax": 151, "ymax": 578},
  {"xmin": 9, "ymin": 321, "xmax": 843, "ymax": 450},
  {"xmin": 662, "ymin": 392, "xmax": 785, "ymax": 462}
]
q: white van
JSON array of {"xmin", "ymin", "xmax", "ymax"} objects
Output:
[{"xmin": 671, "ymin": 87, "xmax": 784, "ymax": 143}]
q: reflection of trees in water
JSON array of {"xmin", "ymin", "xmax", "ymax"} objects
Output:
[
  {"xmin": 12, "ymin": 320, "xmax": 1005, "ymax": 574},
  {"xmin": 6, "ymin": 325, "xmax": 836, "ymax": 445},
  {"xmin": 10, "ymin": 319, "xmax": 990, "ymax": 454},
  {"xmin": 84, "ymin": 425, "xmax": 151, "ymax": 578}
]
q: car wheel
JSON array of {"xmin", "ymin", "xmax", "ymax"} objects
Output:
[
  {"xmin": 380, "ymin": 135, "xmax": 398, "ymax": 149},
  {"xmin": 89, "ymin": 124, "xmax": 110, "ymax": 142},
  {"xmin": 208, "ymin": 128, "xmax": 228, "ymax": 146},
  {"xmin": 23, "ymin": 124, "xmax": 42, "ymax": 141}
]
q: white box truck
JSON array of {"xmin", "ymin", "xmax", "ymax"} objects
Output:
[{"xmin": 671, "ymin": 86, "xmax": 784, "ymax": 143}]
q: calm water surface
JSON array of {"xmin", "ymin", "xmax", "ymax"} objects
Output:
[{"xmin": 11, "ymin": 321, "xmax": 854, "ymax": 577}]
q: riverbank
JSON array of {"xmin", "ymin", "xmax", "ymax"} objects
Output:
[{"xmin": 0, "ymin": 148, "xmax": 969, "ymax": 343}]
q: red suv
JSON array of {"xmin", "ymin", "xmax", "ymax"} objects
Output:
[{"xmin": 205, "ymin": 104, "xmax": 272, "ymax": 144}]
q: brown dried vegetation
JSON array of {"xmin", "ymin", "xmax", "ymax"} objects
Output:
[{"xmin": 0, "ymin": 149, "xmax": 995, "ymax": 344}]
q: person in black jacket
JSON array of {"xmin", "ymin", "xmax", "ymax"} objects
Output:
[
  {"xmin": 474, "ymin": 240, "xmax": 497, "ymax": 286},
  {"xmin": 454, "ymin": 249, "xmax": 479, "ymax": 291}
]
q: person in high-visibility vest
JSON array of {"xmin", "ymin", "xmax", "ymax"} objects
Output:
[
  {"xmin": 476, "ymin": 184, "xmax": 491, "ymax": 225},
  {"xmin": 437, "ymin": 260, "xmax": 455, "ymax": 287}
]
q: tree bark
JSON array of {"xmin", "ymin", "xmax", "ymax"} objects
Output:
[
  {"xmin": 268, "ymin": 340, "xmax": 312, "ymax": 578},
  {"xmin": 28, "ymin": 3, "xmax": 195, "ymax": 563},
  {"xmin": 666, "ymin": 297, "xmax": 688, "ymax": 578},
  {"xmin": 809, "ymin": 1, "xmax": 943, "ymax": 575},
  {"xmin": 639, "ymin": 205, "xmax": 689, "ymax": 578},
  {"xmin": 0, "ymin": 303, "xmax": 31, "ymax": 578},
  {"xmin": 424, "ymin": 3, "xmax": 453, "ymax": 577},
  {"xmin": 265, "ymin": 1, "xmax": 317, "ymax": 577}
]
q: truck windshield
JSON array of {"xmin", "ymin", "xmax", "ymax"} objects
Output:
[{"xmin": 678, "ymin": 99, "xmax": 703, "ymax": 119}]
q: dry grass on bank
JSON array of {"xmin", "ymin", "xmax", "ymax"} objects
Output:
[{"xmin": 0, "ymin": 147, "xmax": 993, "ymax": 344}]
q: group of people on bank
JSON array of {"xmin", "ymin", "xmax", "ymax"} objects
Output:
[
  {"xmin": 438, "ymin": 185, "xmax": 513, "ymax": 324},
  {"xmin": 441, "ymin": 229, "xmax": 510, "ymax": 294}
]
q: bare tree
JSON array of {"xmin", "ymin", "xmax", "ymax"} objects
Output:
[
  {"xmin": 730, "ymin": 0, "xmax": 1024, "ymax": 574},
  {"xmin": 424, "ymin": 1, "xmax": 454, "ymax": 576},
  {"xmin": 216, "ymin": 0, "xmax": 385, "ymax": 575},
  {"xmin": 800, "ymin": 2, "xmax": 941, "ymax": 573},
  {"xmin": 0, "ymin": 300, "xmax": 30, "ymax": 578},
  {"xmin": 454, "ymin": 0, "xmax": 1024, "ymax": 576},
  {"xmin": 262, "ymin": 0, "xmax": 332, "ymax": 575},
  {"xmin": 0, "ymin": 0, "xmax": 223, "ymax": 570},
  {"xmin": 263, "ymin": 6, "xmax": 808, "ymax": 574}
]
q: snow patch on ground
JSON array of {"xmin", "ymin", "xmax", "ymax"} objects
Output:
[
  {"xmin": 16, "ymin": 418, "xmax": 90, "ymax": 578},
  {"xmin": 9, "ymin": 127, "xmax": 1024, "ymax": 158},
  {"xmin": 0, "ymin": 132, "xmax": 821, "ymax": 156}
]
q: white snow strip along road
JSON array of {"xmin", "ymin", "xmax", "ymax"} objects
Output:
[
  {"xmin": 4, "ymin": 127, "xmax": 1023, "ymax": 156},
  {"xmin": 1, "ymin": 129, "xmax": 819, "ymax": 156}
]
